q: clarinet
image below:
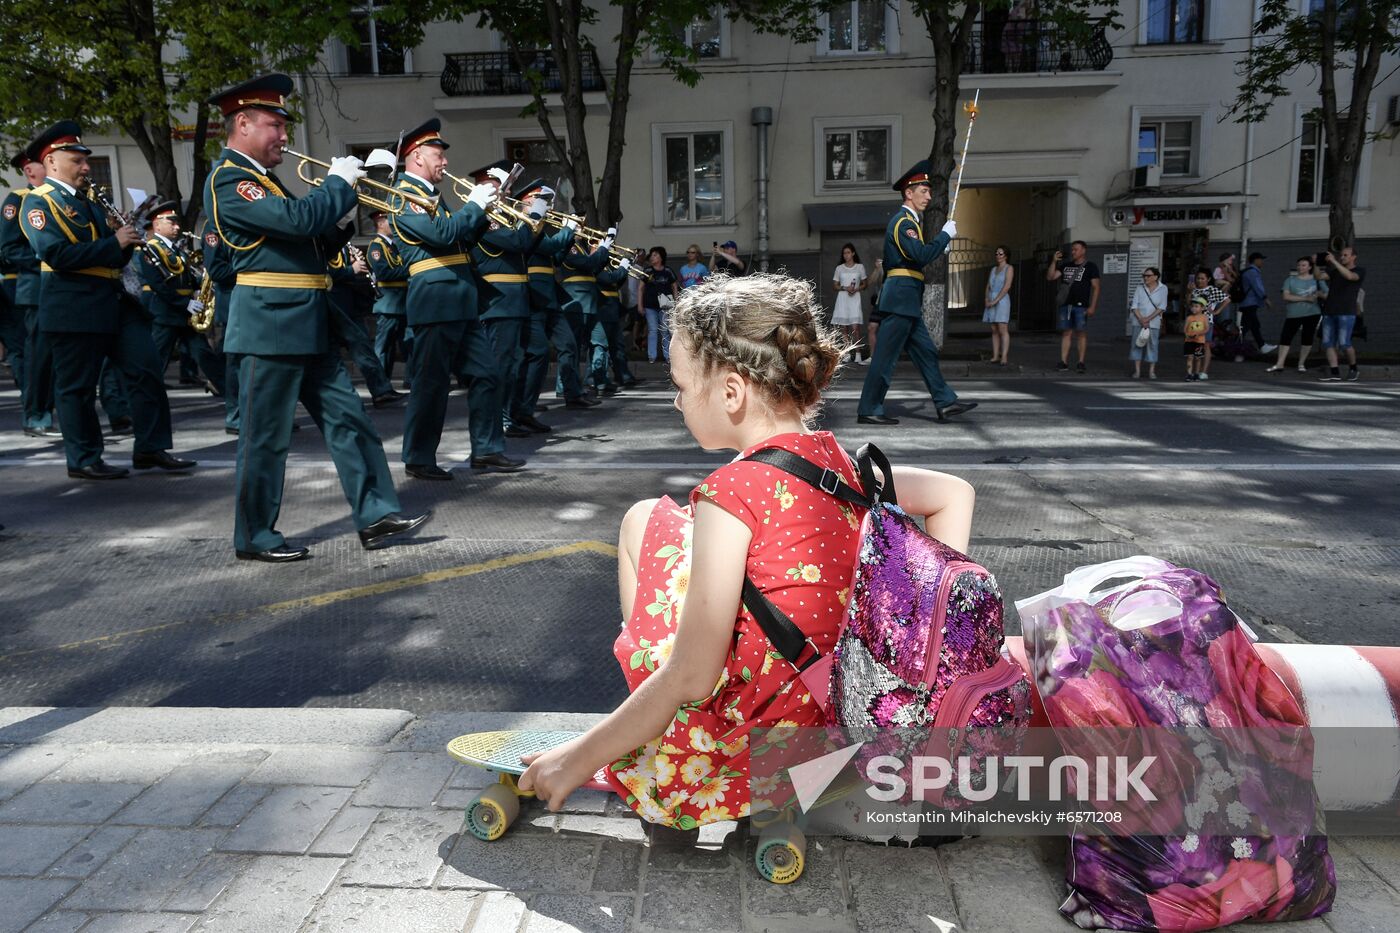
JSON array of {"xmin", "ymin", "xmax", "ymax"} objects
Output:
[
  {"xmin": 350, "ymin": 244, "xmax": 381, "ymax": 299},
  {"xmin": 87, "ymin": 185, "xmax": 172, "ymax": 279}
]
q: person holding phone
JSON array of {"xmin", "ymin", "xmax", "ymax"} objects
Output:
[{"xmin": 1045, "ymin": 240, "xmax": 1099, "ymax": 373}]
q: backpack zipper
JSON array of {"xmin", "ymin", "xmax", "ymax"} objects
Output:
[
  {"xmin": 932, "ymin": 658, "xmax": 1025, "ymax": 733},
  {"xmin": 911, "ymin": 560, "xmax": 977, "ymax": 724}
]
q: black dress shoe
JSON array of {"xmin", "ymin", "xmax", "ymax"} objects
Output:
[
  {"xmin": 857, "ymin": 414, "xmax": 900, "ymax": 425},
  {"xmin": 67, "ymin": 461, "xmax": 130, "ymax": 481},
  {"xmin": 623, "ymin": 378, "xmax": 647, "ymax": 388},
  {"xmin": 470, "ymin": 453, "xmax": 526, "ymax": 473},
  {"xmin": 109, "ymin": 417, "xmax": 134, "ymax": 436},
  {"xmin": 514, "ymin": 414, "xmax": 552, "ymax": 433},
  {"xmin": 236, "ymin": 545, "xmax": 311, "ymax": 563},
  {"xmin": 372, "ymin": 389, "xmax": 406, "ymax": 408},
  {"xmin": 406, "ymin": 463, "xmax": 454, "ymax": 481},
  {"xmin": 133, "ymin": 450, "xmax": 198, "ymax": 471},
  {"xmin": 565, "ymin": 396, "xmax": 600, "ymax": 409},
  {"xmin": 935, "ymin": 401, "xmax": 979, "ymax": 422},
  {"xmin": 226, "ymin": 427, "xmax": 240, "ymax": 436},
  {"xmin": 504, "ymin": 424, "xmax": 532, "ymax": 438},
  {"xmin": 359, "ymin": 510, "xmax": 432, "ymax": 550}
]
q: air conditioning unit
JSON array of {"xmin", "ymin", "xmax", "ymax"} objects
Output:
[
  {"xmin": 1107, "ymin": 208, "xmax": 1129, "ymax": 227},
  {"xmin": 1388, "ymin": 95, "xmax": 1400, "ymax": 126},
  {"xmin": 1132, "ymin": 164, "xmax": 1162, "ymax": 189}
]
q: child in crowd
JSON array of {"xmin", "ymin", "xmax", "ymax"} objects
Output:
[
  {"xmin": 1183, "ymin": 294, "xmax": 1210, "ymax": 381},
  {"xmin": 519, "ymin": 273, "xmax": 976, "ymax": 825}
]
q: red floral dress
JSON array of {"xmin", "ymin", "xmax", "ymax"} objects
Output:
[{"xmin": 607, "ymin": 431, "xmax": 865, "ymax": 828}]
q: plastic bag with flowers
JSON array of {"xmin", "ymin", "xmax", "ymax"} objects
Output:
[{"xmin": 1017, "ymin": 556, "xmax": 1335, "ymax": 932}]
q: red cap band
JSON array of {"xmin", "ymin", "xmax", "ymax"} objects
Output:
[{"xmin": 39, "ymin": 136, "xmax": 83, "ymax": 161}]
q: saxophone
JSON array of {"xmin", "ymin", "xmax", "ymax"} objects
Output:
[{"xmin": 191, "ymin": 269, "xmax": 216, "ymax": 332}]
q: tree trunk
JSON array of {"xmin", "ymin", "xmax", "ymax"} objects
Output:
[
  {"xmin": 1326, "ymin": 1, "xmax": 1388, "ymax": 248},
  {"xmin": 596, "ymin": 0, "xmax": 645, "ymax": 228},
  {"xmin": 921, "ymin": 4, "xmax": 978, "ymax": 349},
  {"xmin": 185, "ymin": 108, "xmax": 213, "ymax": 228},
  {"xmin": 128, "ymin": 0, "xmax": 181, "ymax": 205}
]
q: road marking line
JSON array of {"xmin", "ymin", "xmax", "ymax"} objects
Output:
[{"xmin": 0, "ymin": 540, "xmax": 618, "ymax": 662}]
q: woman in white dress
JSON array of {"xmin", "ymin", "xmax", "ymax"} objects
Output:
[
  {"xmin": 831, "ymin": 243, "xmax": 868, "ymax": 363},
  {"xmin": 981, "ymin": 246, "xmax": 1014, "ymax": 365}
]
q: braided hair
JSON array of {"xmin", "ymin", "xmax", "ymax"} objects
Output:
[{"xmin": 669, "ymin": 272, "xmax": 848, "ymax": 422}]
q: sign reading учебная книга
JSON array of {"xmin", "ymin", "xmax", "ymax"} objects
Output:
[{"xmin": 1131, "ymin": 204, "xmax": 1230, "ymax": 227}]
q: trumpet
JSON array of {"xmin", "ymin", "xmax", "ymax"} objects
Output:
[
  {"xmin": 283, "ymin": 147, "xmax": 438, "ymax": 217},
  {"xmin": 568, "ymin": 223, "xmax": 652, "ymax": 281},
  {"xmin": 441, "ymin": 171, "xmax": 543, "ymax": 230}
]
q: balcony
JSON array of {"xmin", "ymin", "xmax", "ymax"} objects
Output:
[
  {"xmin": 436, "ymin": 48, "xmax": 609, "ymax": 115},
  {"xmin": 440, "ymin": 49, "xmax": 605, "ymax": 97},
  {"xmin": 959, "ymin": 21, "xmax": 1120, "ymax": 98}
]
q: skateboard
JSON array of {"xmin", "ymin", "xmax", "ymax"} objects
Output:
[{"xmin": 445, "ymin": 729, "xmax": 815, "ymax": 883}]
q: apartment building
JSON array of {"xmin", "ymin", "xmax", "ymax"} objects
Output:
[{"xmin": 20, "ymin": 1, "xmax": 1399, "ymax": 340}]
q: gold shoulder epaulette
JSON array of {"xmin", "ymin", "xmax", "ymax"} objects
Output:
[{"xmin": 30, "ymin": 183, "xmax": 54, "ymax": 196}]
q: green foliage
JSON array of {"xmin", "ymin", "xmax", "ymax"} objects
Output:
[{"xmin": 1231, "ymin": 0, "xmax": 1400, "ymax": 127}]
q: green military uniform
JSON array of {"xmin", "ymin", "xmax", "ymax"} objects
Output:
[
  {"xmin": 367, "ymin": 228, "xmax": 411, "ymax": 385},
  {"xmin": 390, "ymin": 171, "xmax": 497, "ymax": 468},
  {"xmin": 0, "ymin": 189, "xmax": 25, "ymax": 403},
  {"xmin": 327, "ymin": 244, "xmax": 396, "ymax": 400},
  {"xmin": 473, "ymin": 218, "xmax": 541, "ymax": 430},
  {"xmin": 22, "ymin": 176, "xmax": 174, "ymax": 469},
  {"xmin": 595, "ymin": 263, "xmax": 638, "ymax": 389},
  {"xmin": 560, "ymin": 240, "xmax": 610, "ymax": 391},
  {"xmin": 205, "ymin": 146, "xmax": 401, "ymax": 553},
  {"xmin": 140, "ymin": 227, "xmax": 225, "ymax": 395},
  {"xmin": 198, "ymin": 218, "xmax": 240, "ymax": 431},
  {"xmin": 1, "ymin": 172, "xmax": 54, "ymax": 432},
  {"xmin": 857, "ymin": 203, "xmax": 958, "ymax": 418},
  {"xmin": 520, "ymin": 222, "xmax": 580, "ymax": 410}
]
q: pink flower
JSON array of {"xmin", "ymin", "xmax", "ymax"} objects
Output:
[{"xmin": 1146, "ymin": 856, "xmax": 1295, "ymax": 931}]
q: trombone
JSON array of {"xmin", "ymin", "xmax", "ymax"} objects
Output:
[{"xmin": 283, "ymin": 147, "xmax": 438, "ymax": 217}]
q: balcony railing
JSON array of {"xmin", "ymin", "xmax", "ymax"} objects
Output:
[
  {"xmin": 962, "ymin": 21, "xmax": 1113, "ymax": 74},
  {"xmin": 440, "ymin": 49, "xmax": 606, "ymax": 97}
]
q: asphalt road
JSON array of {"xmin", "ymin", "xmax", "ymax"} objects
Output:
[{"xmin": 1, "ymin": 366, "xmax": 1396, "ymax": 713}]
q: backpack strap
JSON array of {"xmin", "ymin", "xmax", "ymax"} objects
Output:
[{"xmin": 736, "ymin": 442, "xmax": 897, "ymax": 670}]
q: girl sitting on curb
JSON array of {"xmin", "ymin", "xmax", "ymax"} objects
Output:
[{"xmin": 520, "ymin": 273, "xmax": 976, "ymax": 826}]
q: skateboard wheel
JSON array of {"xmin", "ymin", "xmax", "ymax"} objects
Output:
[
  {"xmin": 754, "ymin": 824, "xmax": 806, "ymax": 884},
  {"xmin": 465, "ymin": 783, "xmax": 520, "ymax": 841}
]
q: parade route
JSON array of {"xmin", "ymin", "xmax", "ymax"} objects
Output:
[{"xmin": 2, "ymin": 367, "xmax": 1398, "ymax": 715}]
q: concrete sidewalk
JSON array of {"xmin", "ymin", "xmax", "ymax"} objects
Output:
[{"xmin": 1, "ymin": 707, "xmax": 1396, "ymax": 933}]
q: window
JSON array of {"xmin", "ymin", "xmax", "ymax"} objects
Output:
[
  {"xmin": 86, "ymin": 156, "xmax": 114, "ymax": 193},
  {"xmin": 678, "ymin": 12, "xmax": 723, "ymax": 58},
  {"xmin": 821, "ymin": 1, "xmax": 898, "ymax": 55},
  {"xmin": 1295, "ymin": 118, "xmax": 1336, "ymax": 206},
  {"xmin": 824, "ymin": 127, "xmax": 890, "ymax": 186},
  {"xmin": 1144, "ymin": 0, "xmax": 1204, "ymax": 44},
  {"xmin": 348, "ymin": 1, "xmax": 408, "ymax": 75},
  {"xmin": 662, "ymin": 131, "xmax": 725, "ymax": 224},
  {"xmin": 1136, "ymin": 119, "xmax": 1194, "ymax": 175}
]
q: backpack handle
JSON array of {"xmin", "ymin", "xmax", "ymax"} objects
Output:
[{"xmin": 855, "ymin": 443, "xmax": 897, "ymax": 507}]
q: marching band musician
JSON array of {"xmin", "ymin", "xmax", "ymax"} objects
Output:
[
  {"xmin": 518, "ymin": 180, "xmax": 590, "ymax": 434},
  {"xmin": 203, "ymin": 74, "xmax": 427, "ymax": 561},
  {"xmin": 2, "ymin": 150, "xmax": 58, "ymax": 437},
  {"xmin": 559, "ymin": 230, "xmax": 616, "ymax": 396},
  {"xmin": 20, "ymin": 121, "xmax": 193, "ymax": 480},
  {"xmin": 469, "ymin": 160, "xmax": 578, "ymax": 439},
  {"xmin": 140, "ymin": 201, "xmax": 226, "ymax": 397},
  {"xmin": 366, "ymin": 209, "xmax": 412, "ymax": 389},
  {"xmin": 197, "ymin": 214, "xmax": 243, "ymax": 435},
  {"xmin": 327, "ymin": 240, "xmax": 404, "ymax": 407},
  {"xmin": 390, "ymin": 118, "xmax": 520, "ymax": 480},
  {"xmin": 856, "ymin": 158, "xmax": 977, "ymax": 426}
]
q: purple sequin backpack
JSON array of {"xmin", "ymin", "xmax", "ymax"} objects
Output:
[{"xmin": 739, "ymin": 444, "xmax": 1030, "ymax": 752}]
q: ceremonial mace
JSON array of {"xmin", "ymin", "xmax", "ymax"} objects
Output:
[{"xmin": 949, "ymin": 89, "xmax": 980, "ymax": 220}]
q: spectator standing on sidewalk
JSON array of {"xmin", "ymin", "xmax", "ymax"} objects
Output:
[
  {"xmin": 1317, "ymin": 245, "xmax": 1365, "ymax": 382},
  {"xmin": 1046, "ymin": 240, "xmax": 1099, "ymax": 373},
  {"xmin": 1238, "ymin": 252, "xmax": 1277, "ymax": 358},
  {"xmin": 982, "ymin": 246, "xmax": 1014, "ymax": 366},
  {"xmin": 1190, "ymin": 269, "xmax": 1230, "ymax": 381},
  {"xmin": 678, "ymin": 245, "xmax": 709, "ymax": 290},
  {"xmin": 1268, "ymin": 256, "xmax": 1326, "ymax": 373},
  {"xmin": 1183, "ymin": 295, "xmax": 1210, "ymax": 381},
  {"xmin": 637, "ymin": 247, "xmax": 679, "ymax": 363},
  {"xmin": 831, "ymin": 242, "xmax": 867, "ymax": 364},
  {"xmin": 710, "ymin": 240, "xmax": 747, "ymax": 276},
  {"xmin": 862, "ymin": 258, "xmax": 885, "ymax": 366},
  {"xmin": 1128, "ymin": 266, "xmax": 1167, "ymax": 379}
]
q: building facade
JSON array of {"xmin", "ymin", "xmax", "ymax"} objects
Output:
[{"xmin": 11, "ymin": 1, "xmax": 1398, "ymax": 343}]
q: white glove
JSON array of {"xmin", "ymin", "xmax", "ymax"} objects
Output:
[
  {"xmin": 618, "ymin": 258, "xmax": 631, "ymax": 272},
  {"xmin": 327, "ymin": 156, "xmax": 366, "ymax": 188},
  {"xmin": 467, "ymin": 184, "xmax": 498, "ymax": 210},
  {"xmin": 941, "ymin": 219, "xmax": 957, "ymax": 239},
  {"xmin": 186, "ymin": 299, "xmax": 205, "ymax": 317},
  {"xmin": 561, "ymin": 216, "xmax": 578, "ymax": 231},
  {"xmin": 599, "ymin": 235, "xmax": 614, "ymax": 251},
  {"xmin": 606, "ymin": 226, "xmax": 617, "ymax": 238}
]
